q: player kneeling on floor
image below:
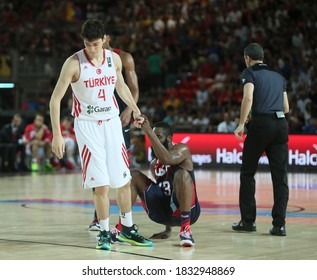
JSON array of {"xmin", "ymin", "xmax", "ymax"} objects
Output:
[{"xmin": 111, "ymin": 118, "xmax": 200, "ymax": 247}]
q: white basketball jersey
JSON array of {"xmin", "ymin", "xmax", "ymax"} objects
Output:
[{"xmin": 71, "ymin": 49, "xmax": 119, "ymax": 120}]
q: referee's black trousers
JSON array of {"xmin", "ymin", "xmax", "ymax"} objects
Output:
[{"xmin": 239, "ymin": 115, "xmax": 289, "ymax": 227}]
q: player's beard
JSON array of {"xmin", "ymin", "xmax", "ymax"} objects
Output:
[{"xmin": 151, "ymin": 139, "xmax": 168, "ymax": 160}]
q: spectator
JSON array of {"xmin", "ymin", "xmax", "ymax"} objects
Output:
[
  {"xmin": 153, "ymin": 15, "xmax": 165, "ymax": 36},
  {"xmin": 197, "ymin": 56, "xmax": 218, "ymax": 83},
  {"xmin": 192, "ymin": 110, "xmax": 209, "ymax": 132},
  {"xmin": 303, "ymin": 116, "xmax": 317, "ymax": 134},
  {"xmin": 296, "ymin": 91, "xmax": 311, "ymax": 116},
  {"xmin": 210, "ymin": 65, "xmax": 228, "ymax": 91},
  {"xmin": 22, "ymin": 113, "xmax": 54, "ymax": 172},
  {"xmin": 195, "ymin": 82, "xmax": 209, "ymax": 108},
  {"xmin": 163, "ymin": 105, "xmax": 178, "ymax": 126},
  {"xmin": 175, "ymin": 110, "xmax": 193, "ymax": 132},
  {"xmin": 303, "ymin": 102, "xmax": 313, "ymax": 126},
  {"xmin": 163, "ymin": 50, "xmax": 180, "ymax": 89},
  {"xmin": 164, "ymin": 94, "xmax": 180, "ymax": 110},
  {"xmin": 0, "ymin": 113, "xmax": 27, "ymax": 172},
  {"xmin": 147, "ymin": 45, "xmax": 164, "ymax": 90},
  {"xmin": 217, "ymin": 112, "xmax": 237, "ymax": 133},
  {"xmin": 292, "ymin": 28, "xmax": 304, "ymax": 49},
  {"xmin": 288, "ymin": 106, "xmax": 305, "ymax": 134}
]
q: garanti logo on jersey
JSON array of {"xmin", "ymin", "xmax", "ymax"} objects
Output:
[
  {"xmin": 86, "ymin": 105, "xmax": 112, "ymax": 114},
  {"xmin": 87, "ymin": 105, "xmax": 94, "ymax": 114}
]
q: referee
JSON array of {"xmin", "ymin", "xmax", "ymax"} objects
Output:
[{"xmin": 232, "ymin": 43, "xmax": 289, "ymax": 236}]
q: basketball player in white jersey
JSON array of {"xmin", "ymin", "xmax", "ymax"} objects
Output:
[{"xmin": 49, "ymin": 19, "xmax": 153, "ymax": 250}]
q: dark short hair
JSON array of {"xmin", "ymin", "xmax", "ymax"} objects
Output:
[
  {"xmin": 154, "ymin": 122, "xmax": 173, "ymax": 137},
  {"xmin": 80, "ymin": 19, "xmax": 105, "ymax": 41},
  {"xmin": 244, "ymin": 43, "xmax": 264, "ymax": 60}
]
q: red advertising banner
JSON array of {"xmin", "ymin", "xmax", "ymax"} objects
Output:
[{"xmin": 145, "ymin": 133, "xmax": 317, "ymax": 169}]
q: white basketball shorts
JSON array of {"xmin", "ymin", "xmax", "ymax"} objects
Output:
[{"xmin": 74, "ymin": 116, "xmax": 131, "ymax": 189}]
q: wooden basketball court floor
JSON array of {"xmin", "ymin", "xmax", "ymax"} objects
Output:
[{"xmin": 0, "ymin": 168, "xmax": 316, "ymax": 260}]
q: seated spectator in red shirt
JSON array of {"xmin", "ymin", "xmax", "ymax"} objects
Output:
[{"xmin": 23, "ymin": 113, "xmax": 54, "ymax": 171}]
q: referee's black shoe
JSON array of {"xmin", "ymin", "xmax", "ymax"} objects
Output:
[
  {"xmin": 269, "ymin": 225, "xmax": 286, "ymax": 236},
  {"xmin": 232, "ymin": 220, "xmax": 256, "ymax": 232}
]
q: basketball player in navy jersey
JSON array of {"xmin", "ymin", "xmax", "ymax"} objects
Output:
[
  {"xmin": 104, "ymin": 34, "xmax": 139, "ymax": 146},
  {"xmin": 88, "ymin": 34, "xmax": 140, "ymax": 231},
  {"xmin": 113, "ymin": 117, "xmax": 201, "ymax": 247}
]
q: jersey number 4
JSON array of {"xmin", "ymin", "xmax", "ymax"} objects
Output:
[
  {"xmin": 158, "ymin": 181, "xmax": 171, "ymax": 196},
  {"xmin": 98, "ymin": 89, "xmax": 106, "ymax": 101}
]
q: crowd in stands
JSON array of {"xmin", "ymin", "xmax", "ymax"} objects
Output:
[{"xmin": 1, "ymin": 0, "xmax": 317, "ymax": 172}]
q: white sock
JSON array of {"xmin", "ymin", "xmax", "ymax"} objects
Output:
[
  {"xmin": 120, "ymin": 211, "xmax": 133, "ymax": 228},
  {"xmin": 99, "ymin": 218, "xmax": 109, "ymax": 231}
]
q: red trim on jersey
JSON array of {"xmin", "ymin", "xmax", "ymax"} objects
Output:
[
  {"xmin": 81, "ymin": 145, "xmax": 92, "ymax": 184},
  {"xmin": 83, "ymin": 49, "xmax": 106, "ymax": 67},
  {"xmin": 72, "ymin": 93, "xmax": 81, "ymax": 117},
  {"xmin": 113, "ymin": 48, "xmax": 122, "ymax": 54},
  {"xmin": 112, "ymin": 95, "xmax": 118, "ymax": 109},
  {"xmin": 121, "ymin": 143, "xmax": 129, "ymax": 168}
]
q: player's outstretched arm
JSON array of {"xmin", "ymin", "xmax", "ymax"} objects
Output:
[{"xmin": 49, "ymin": 55, "xmax": 77, "ymax": 159}]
